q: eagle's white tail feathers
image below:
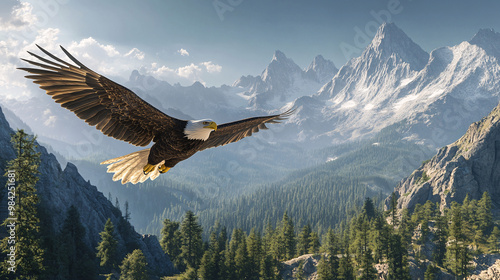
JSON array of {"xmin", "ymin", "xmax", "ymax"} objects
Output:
[{"xmin": 100, "ymin": 149, "xmax": 164, "ymax": 184}]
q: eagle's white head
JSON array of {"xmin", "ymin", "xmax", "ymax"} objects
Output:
[{"xmin": 184, "ymin": 119, "xmax": 217, "ymax": 141}]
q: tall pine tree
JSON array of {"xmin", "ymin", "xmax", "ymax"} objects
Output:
[
  {"xmin": 119, "ymin": 249, "xmax": 148, "ymax": 280},
  {"xmin": 0, "ymin": 129, "xmax": 45, "ymax": 279},
  {"xmin": 96, "ymin": 218, "xmax": 119, "ymax": 271},
  {"xmin": 160, "ymin": 218, "xmax": 182, "ymax": 269},
  {"xmin": 445, "ymin": 203, "xmax": 471, "ymax": 279},
  {"xmin": 179, "ymin": 211, "xmax": 203, "ymax": 271},
  {"xmin": 58, "ymin": 205, "xmax": 97, "ymax": 280},
  {"xmin": 281, "ymin": 212, "xmax": 296, "ymax": 260}
]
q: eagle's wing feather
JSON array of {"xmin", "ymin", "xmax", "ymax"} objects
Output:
[
  {"xmin": 19, "ymin": 45, "xmax": 182, "ymax": 147},
  {"xmin": 199, "ymin": 108, "xmax": 295, "ymax": 151}
]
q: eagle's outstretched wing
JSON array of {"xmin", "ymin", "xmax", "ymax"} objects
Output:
[
  {"xmin": 19, "ymin": 45, "xmax": 183, "ymax": 147},
  {"xmin": 198, "ymin": 108, "xmax": 295, "ymax": 151}
]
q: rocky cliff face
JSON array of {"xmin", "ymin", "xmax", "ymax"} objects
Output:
[
  {"xmin": 0, "ymin": 106, "xmax": 176, "ymax": 276},
  {"xmin": 388, "ymin": 101, "xmax": 500, "ymax": 212}
]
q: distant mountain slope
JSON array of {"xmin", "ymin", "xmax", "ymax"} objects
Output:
[
  {"xmin": 388, "ymin": 100, "xmax": 500, "ymax": 212},
  {"xmin": 233, "ymin": 50, "xmax": 338, "ymax": 109},
  {"xmin": 178, "ymin": 125, "xmax": 435, "ymax": 237},
  {"xmin": 0, "ymin": 105, "xmax": 175, "ymax": 276}
]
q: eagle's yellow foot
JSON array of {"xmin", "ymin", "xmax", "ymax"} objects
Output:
[
  {"xmin": 143, "ymin": 163, "xmax": 156, "ymax": 175},
  {"xmin": 159, "ymin": 164, "xmax": 170, "ymax": 174}
]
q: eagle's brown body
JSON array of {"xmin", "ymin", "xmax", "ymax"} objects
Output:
[{"xmin": 19, "ymin": 45, "xmax": 294, "ymax": 184}]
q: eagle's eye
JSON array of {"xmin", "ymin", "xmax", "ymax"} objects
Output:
[{"xmin": 202, "ymin": 121, "xmax": 209, "ymax": 125}]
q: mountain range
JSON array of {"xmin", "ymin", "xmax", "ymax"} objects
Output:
[{"xmin": 3, "ymin": 22, "xmax": 500, "ymax": 237}]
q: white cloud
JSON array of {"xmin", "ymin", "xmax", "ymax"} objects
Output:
[
  {"xmin": 0, "ymin": 1, "xmax": 37, "ymax": 31},
  {"xmin": 177, "ymin": 63, "xmax": 201, "ymax": 79},
  {"xmin": 201, "ymin": 61, "xmax": 222, "ymax": 73},
  {"xmin": 0, "ymin": 25, "xmax": 223, "ymax": 101},
  {"xmin": 125, "ymin": 48, "xmax": 145, "ymax": 60},
  {"xmin": 69, "ymin": 37, "xmax": 120, "ymax": 58},
  {"xmin": 144, "ymin": 60, "xmax": 222, "ymax": 84},
  {"xmin": 43, "ymin": 115, "xmax": 57, "ymax": 127},
  {"xmin": 177, "ymin": 48, "xmax": 189, "ymax": 56}
]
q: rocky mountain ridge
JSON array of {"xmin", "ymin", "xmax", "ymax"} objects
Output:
[
  {"xmin": 290, "ymin": 23, "xmax": 500, "ymax": 148},
  {"xmin": 0, "ymin": 105, "xmax": 176, "ymax": 276},
  {"xmin": 232, "ymin": 50, "xmax": 338, "ymax": 109},
  {"xmin": 388, "ymin": 100, "xmax": 500, "ymax": 212}
]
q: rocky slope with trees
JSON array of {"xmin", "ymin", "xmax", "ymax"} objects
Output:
[
  {"xmin": 389, "ymin": 101, "xmax": 500, "ymax": 213},
  {"xmin": 0, "ymin": 105, "xmax": 175, "ymax": 279}
]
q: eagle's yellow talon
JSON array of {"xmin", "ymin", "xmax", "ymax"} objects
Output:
[
  {"xmin": 159, "ymin": 164, "xmax": 170, "ymax": 174},
  {"xmin": 143, "ymin": 163, "xmax": 156, "ymax": 175}
]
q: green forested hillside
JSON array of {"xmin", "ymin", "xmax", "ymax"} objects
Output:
[
  {"xmin": 162, "ymin": 192, "xmax": 499, "ymax": 280},
  {"xmin": 143, "ymin": 125, "xmax": 434, "ymax": 237}
]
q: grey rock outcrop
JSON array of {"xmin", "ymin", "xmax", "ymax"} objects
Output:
[
  {"xmin": 387, "ymin": 101, "xmax": 500, "ymax": 212},
  {"xmin": 0, "ymin": 106, "xmax": 176, "ymax": 276},
  {"xmin": 281, "ymin": 254, "xmax": 321, "ymax": 280}
]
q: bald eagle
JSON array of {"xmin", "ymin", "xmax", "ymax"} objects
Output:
[{"xmin": 19, "ymin": 45, "xmax": 294, "ymax": 184}]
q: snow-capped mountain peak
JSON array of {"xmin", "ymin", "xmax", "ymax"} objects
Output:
[
  {"xmin": 305, "ymin": 55, "xmax": 338, "ymax": 83},
  {"xmin": 262, "ymin": 50, "xmax": 302, "ymax": 82},
  {"xmin": 469, "ymin": 28, "xmax": 500, "ymax": 60},
  {"xmin": 232, "ymin": 50, "xmax": 337, "ymax": 109},
  {"xmin": 301, "ymin": 23, "xmax": 500, "ymax": 147},
  {"xmin": 272, "ymin": 50, "xmax": 288, "ymax": 62},
  {"xmin": 364, "ymin": 22, "xmax": 429, "ymax": 71}
]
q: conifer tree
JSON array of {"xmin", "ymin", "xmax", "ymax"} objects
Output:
[
  {"xmin": 0, "ymin": 129, "xmax": 45, "ymax": 279},
  {"xmin": 297, "ymin": 224, "xmax": 312, "ymax": 256},
  {"xmin": 338, "ymin": 253, "xmax": 355, "ymax": 280},
  {"xmin": 199, "ymin": 225, "xmax": 227, "ymax": 280},
  {"xmin": 371, "ymin": 215, "xmax": 389, "ymax": 263},
  {"xmin": 445, "ymin": 203, "xmax": 471, "ymax": 279},
  {"xmin": 225, "ymin": 228, "xmax": 243, "ymax": 280},
  {"xmin": 178, "ymin": 266, "xmax": 198, "ymax": 280},
  {"xmin": 487, "ymin": 226, "xmax": 500, "ymax": 253},
  {"xmin": 246, "ymin": 228, "xmax": 262, "ymax": 279},
  {"xmin": 424, "ymin": 263, "xmax": 438, "ymax": 280},
  {"xmin": 477, "ymin": 192, "xmax": 493, "ymax": 234},
  {"xmin": 388, "ymin": 192, "xmax": 398, "ymax": 229},
  {"xmin": 271, "ymin": 225, "xmax": 286, "ymax": 261},
  {"xmin": 199, "ymin": 250, "xmax": 216, "ymax": 280},
  {"xmin": 179, "ymin": 211, "xmax": 203, "ymax": 270},
  {"xmin": 281, "ymin": 212, "xmax": 296, "ymax": 259},
  {"xmin": 262, "ymin": 222, "xmax": 275, "ymax": 255},
  {"xmin": 160, "ymin": 219, "xmax": 182, "ymax": 268},
  {"xmin": 124, "ymin": 201, "xmax": 130, "ymax": 222},
  {"xmin": 354, "ymin": 216, "xmax": 376, "ymax": 280},
  {"xmin": 119, "ymin": 249, "xmax": 148, "ymax": 280},
  {"xmin": 260, "ymin": 253, "xmax": 278, "ymax": 280},
  {"xmin": 217, "ymin": 226, "xmax": 228, "ymax": 279},
  {"xmin": 361, "ymin": 197, "xmax": 376, "ymax": 221},
  {"xmin": 317, "ymin": 255, "xmax": 335, "ymax": 280},
  {"xmin": 318, "ymin": 228, "xmax": 339, "ymax": 280},
  {"xmin": 387, "ymin": 233, "xmax": 410, "ymax": 280},
  {"xmin": 358, "ymin": 247, "xmax": 377, "ymax": 280},
  {"xmin": 432, "ymin": 215, "xmax": 448, "ymax": 266},
  {"xmin": 398, "ymin": 209, "xmax": 412, "ymax": 247},
  {"xmin": 59, "ymin": 205, "xmax": 97, "ymax": 280},
  {"xmin": 309, "ymin": 231, "xmax": 321, "ymax": 254},
  {"xmin": 96, "ymin": 218, "xmax": 119, "ymax": 270},
  {"xmin": 235, "ymin": 233, "xmax": 251, "ymax": 279}
]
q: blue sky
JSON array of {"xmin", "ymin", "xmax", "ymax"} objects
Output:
[{"xmin": 1, "ymin": 0, "xmax": 500, "ymax": 98}]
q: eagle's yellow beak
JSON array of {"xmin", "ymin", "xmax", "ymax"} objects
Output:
[{"xmin": 204, "ymin": 121, "xmax": 217, "ymax": 131}]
